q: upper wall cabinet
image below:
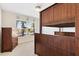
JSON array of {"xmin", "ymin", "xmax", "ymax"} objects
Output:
[
  {"xmin": 41, "ymin": 10, "xmax": 46, "ymax": 25},
  {"xmin": 41, "ymin": 3, "xmax": 76, "ymax": 26},
  {"xmin": 53, "ymin": 4, "xmax": 68, "ymax": 22},
  {"xmin": 60, "ymin": 4, "xmax": 68, "ymax": 21},
  {"xmin": 76, "ymin": 4, "xmax": 79, "ymax": 36},
  {"xmin": 41, "ymin": 7, "xmax": 54, "ymax": 26},
  {"xmin": 41, "ymin": 8, "xmax": 49, "ymax": 26},
  {"xmin": 53, "ymin": 4, "xmax": 62, "ymax": 22},
  {"xmin": 53, "ymin": 3, "xmax": 76, "ymax": 22},
  {"xmin": 49, "ymin": 7, "xmax": 54, "ymax": 23},
  {"xmin": 67, "ymin": 4, "xmax": 76, "ymax": 19},
  {"xmin": 54, "ymin": 3, "xmax": 75, "ymax": 21}
]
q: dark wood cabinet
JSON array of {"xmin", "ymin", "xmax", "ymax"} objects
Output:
[
  {"xmin": 36, "ymin": 3, "xmax": 79, "ymax": 56},
  {"xmin": 2, "ymin": 28, "xmax": 12, "ymax": 52},
  {"xmin": 41, "ymin": 8, "xmax": 52, "ymax": 25},
  {"xmin": 2, "ymin": 28, "xmax": 18, "ymax": 52},
  {"xmin": 53, "ymin": 4, "xmax": 62, "ymax": 22},
  {"xmin": 50, "ymin": 7, "xmax": 54, "ymax": 22},
  {"xmin": 36, "ymin": 43, "xmax": 46, "ymax": 56},
  {"xmin": 60, "ymin": 4, "xmax": 67, "ymax": 21},
  {"xmin": 67, "ymin": 4, "xmax": 76, "ymax": 19},
  {"xmin": 55, "ymin": 32, "xmax": 75, "ymax": 36},
  {"xmin": 35, "ymin": 33, "xmax": 75, "ymax": 56},
  {"xmin": 41, "ymin": 6, "xmax": 55, "ymax": 26},
  {"xmin": 41, "ymin": 10, "xmax": 46, "ymax": 25},
  {"xmin": 76, "ymin": 4, "xmax": 79, "ymax": 36},
  {"xmin": 41, "ymin": 3, "xmax": 76, "ymax": 26},
  {"xmin": 75, "ymin": 4, "xmax": 79, "ymax": 55},
  {"xmin": 12, "ymin": 37, "xmax": 18, "ymax": 49}
]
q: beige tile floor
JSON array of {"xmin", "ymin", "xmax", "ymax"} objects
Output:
[{"xmin": 0, "ymin": 35, "xmax": 37, "ymax": 56}]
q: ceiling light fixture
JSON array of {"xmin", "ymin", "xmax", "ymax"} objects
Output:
[{"xmin": 35, "ymin": 5, "xmax": 41, "ymax": 11}]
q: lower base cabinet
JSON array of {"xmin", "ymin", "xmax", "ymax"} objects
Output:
[
  {"xmin": 35, "ymin": 33, "xmax": 75, "ymax": 56},
  {"xmin": 35, "ymin": 43, "xmax": 75, "ymax": 56}
]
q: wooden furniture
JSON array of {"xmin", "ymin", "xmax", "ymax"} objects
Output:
[
  {"xmin": 35, "ymin": 3, "xmax": 79, "ymax": 56},
  {"xmin": 35, "ymin": 33, "xmax": 75, "ymax": 56},
  {"xmin": 2, "ymin": 28, "xmax": 18, "ymax": 52},
  {"xmin": 41, "ymin": 3, "xmax": 76, "ymax": 26},
  {"xmin": 55, "ymin": 32, "xmax": 75, "ymax": 37},
  {"xmin": 12, "ymin": 37, "xmax": 18, "ymax": 49}
]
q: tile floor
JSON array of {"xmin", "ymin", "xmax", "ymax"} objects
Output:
[{"xmin": 0, "ymin": 35, "xmax": 37, "ymax": 56}]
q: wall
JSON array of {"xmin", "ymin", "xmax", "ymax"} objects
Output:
[
  {"xmin": 2, "ymin": 10, "xmax": 39, "ymax": 33},
  {"xmin": 1, "ymin": 10, "xmax": 39, "ymax": 44},
  {"xmin": 62, "ymin": 27, "xmax": 75, "ymax": 32},
  {"xmin": 2, "ymin": 10, "xmax": 16, "ymax": 28},
  {"xmin": 42, "ymin": 27, "xmax": 59, "ymax": 35},
  {"xmin": 0, "ymin": 7, "xmax": 1, "ymax": 52},
  {"xmin": 42, "ymin": 26, "xmax": 75, "ymax": 35},
  {"xmin": 34, "ymin": 18, "xmax": 40, "ymax": 33}
]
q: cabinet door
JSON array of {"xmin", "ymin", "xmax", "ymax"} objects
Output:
[
  {"xmin": 61, "ymin": 4, "xmax": 67, "ymax": 20},
  {"xmin": 67, "ymin": 4, "xmax": 76, "ymax": 19},
  {"xmin": 41, "ymin": 8, "xmax": 51, "ymax": 25},
  {"xmin": 75, "ymin": 4, "xmax": 79, "ymax": 55},
  {"xmin": 50, "ymin": 7, "xmax": 54, "ymax": 23},
  {"xmin": 41, "ymin": 11, "xmax": 46, "ymax": 25},
  {"xmin": 54, "ymin": 4, "xmax": 68, "ymax": 21},
  {"xmin": 59, "ymin": 3, "xmax": 75, "ymax": 21},
  {"xmin": 36, "ymin": 43, "xmax": 48, "ymax": 56},
  {"xmin": 47, "ymin": 8, "xmax": 51, "ymax": 24},
  {"xmin": 53, "ymin": 4, "xmax": 60, "ymax": 22},
  {"xmin": 76, "ymin": 4, "xmax": 79, "ymax": 36},
  {"xmin": 2, "ymin": 28, "xmax": 12, "ymax": 52}
]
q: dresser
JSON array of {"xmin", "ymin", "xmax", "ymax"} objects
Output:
[{"xmin": 2, "ymin": 27, "xmax": 18, "ymax": 52}]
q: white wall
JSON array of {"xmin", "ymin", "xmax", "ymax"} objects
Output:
[
  {"xmin": 42, "ymin": 26, "xmax": 75, "ymax": 35},
  {"xmin": 0, "ymin": 7, "xmax": 1, "ymax": 52},
  {"xmin": 62, "ymin": 27, "xmax": 75, "ymax": 32},
  {"xmin": 2, "ymin": 10, "xmax": 16, "ymax": 28},
  {"xmin": 2, "ymin": 10, "xmax": 39, "ymax": 33},
  {"xmin": 1, "ymin": 10, "xmax": 40, "ymax": 44},
  {"xmin": 34, "ymin": 18, "xmax": 40, "ymax": 33},
  {"xmin": 42, "ymin": 27, "xmax": 59, "ymax": 35},
  {"xmin": 1, "ymin": 10, "xmax": 39, "ymax": 44},
  {"xmin": 1, "ymin": 10, "xmax": 39, "ymax": 30}
]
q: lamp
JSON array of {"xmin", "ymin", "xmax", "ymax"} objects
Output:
[{"xmin": 35, "ymin": 5, "xmax": 41, "ymax": 11}]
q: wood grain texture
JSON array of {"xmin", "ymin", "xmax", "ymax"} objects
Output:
[
  {"xmin": 35, "ymin": 33, "xmax": 75, "ymax": 56},
  {"xmin": 41, "ymin": 3, "xmax": 76, "ymax": 26},
  {"xmin": 37, "ymin": 3, "xmax": 79, "ymax": 56},
  {"xmin": 2, "ymin": 28, "xmax": 12, "ymax": 52},
  {"xmin": 2, "ymin": 28, "xmax": 18, "ymax": 52}
]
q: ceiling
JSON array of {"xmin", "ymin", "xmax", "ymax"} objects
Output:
[{"xmin": 0, "ymin": 3, "xmax": 54, "ymax": 18}]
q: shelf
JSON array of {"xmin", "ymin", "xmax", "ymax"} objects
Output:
[
  {"xmin": 54, "ymin": 32, "xmax": 75, "ymax": 37},
  {"xmin": 44, "ymin": 18, "xmax": 75, "ymax": 27}
]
